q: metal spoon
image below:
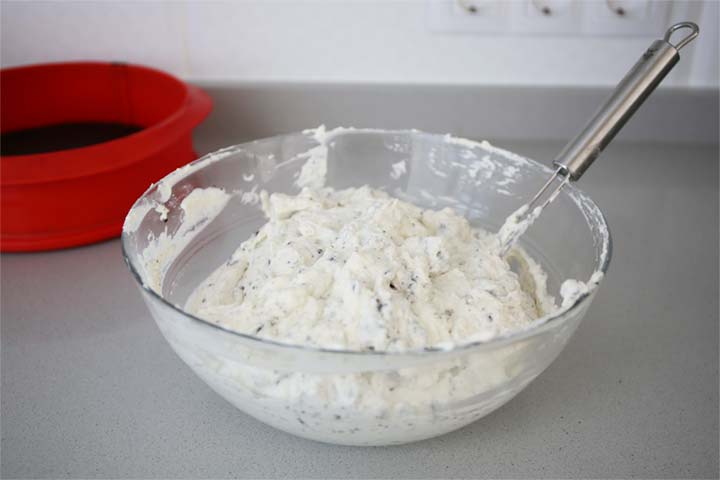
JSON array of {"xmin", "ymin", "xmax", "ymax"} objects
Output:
[{"xmin": 499, "ymin": 21, "xmax": 700, "ymax": 256}]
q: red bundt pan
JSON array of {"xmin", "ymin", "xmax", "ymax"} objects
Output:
[{"xmin": 1, "ymin": 62, "xmax": 212, "ymax": 251}]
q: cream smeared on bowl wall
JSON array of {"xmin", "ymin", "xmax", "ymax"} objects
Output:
[{"xmin": 123, "ymin": 126, "xmax": 604, "ymax": 318}]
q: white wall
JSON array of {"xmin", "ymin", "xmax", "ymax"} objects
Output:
[{"xmin": 1, "ymin": 0, "xmax": 718, "ymax": 88}]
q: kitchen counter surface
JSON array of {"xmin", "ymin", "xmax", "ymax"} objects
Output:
[{"xmin": 2, "ymin": 138, "xmax": 718, "ymax": 479}]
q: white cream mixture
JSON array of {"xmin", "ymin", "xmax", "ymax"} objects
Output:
[
  {"xmin": 125, "ymin": 127, "xmax": 606, "ymax": 444},
  {"xmin": 186, "ymin": 186, "xmax": 556, "ymax": 351}
]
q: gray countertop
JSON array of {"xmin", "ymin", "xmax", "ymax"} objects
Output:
[{"xmin": 2, "ymin": 138, "xmax": 718, "ymax": 479}]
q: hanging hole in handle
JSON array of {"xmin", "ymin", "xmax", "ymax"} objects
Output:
[{"xmin": 664, "ymin": 22, "xmax": 700, "ymax": 51}]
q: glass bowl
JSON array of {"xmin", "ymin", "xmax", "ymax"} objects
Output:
[{"xmin": 122, "ymin": 128, "xmax": 611, "ymax": 446}]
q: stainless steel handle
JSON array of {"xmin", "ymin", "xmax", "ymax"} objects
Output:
[{"xmin": 553, "ymin": 22, "xmax": 699, "ymax": 180}]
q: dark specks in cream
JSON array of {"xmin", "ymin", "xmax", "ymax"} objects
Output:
[{"xmin": 186, "ymin": 185, "xmax": 555, "ymax": 352}]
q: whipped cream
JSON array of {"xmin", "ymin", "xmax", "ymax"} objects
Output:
[{"xmin": 186, "ymin": 186, "xmax": 556, "ymax": 352}]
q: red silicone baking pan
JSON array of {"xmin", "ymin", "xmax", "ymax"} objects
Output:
[{"xmin": 0, "ymin": 62, "xmax": 212, "ymax": 252}]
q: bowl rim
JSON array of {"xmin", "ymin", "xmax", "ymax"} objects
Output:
[{"xmin": 121, "ymin": 128, "xmax": 613, "ymax": 358}]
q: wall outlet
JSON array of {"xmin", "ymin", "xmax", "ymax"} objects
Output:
[
  {"xmin": 582, "ymin": 0, "xmax": 672, "ymax": 36},
  {"xmin": 428, "ymin": 0, "xmax": 675, "ymax": 36}
]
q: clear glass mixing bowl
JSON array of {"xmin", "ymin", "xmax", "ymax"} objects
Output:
[{"xmin": 122, "ymin": 129, "xmax": 611, "ymax": 446}]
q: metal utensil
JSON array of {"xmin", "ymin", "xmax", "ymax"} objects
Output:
[{"xmin": 499, "ymin": 21, "xmax": 699, "ymax": 256}]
